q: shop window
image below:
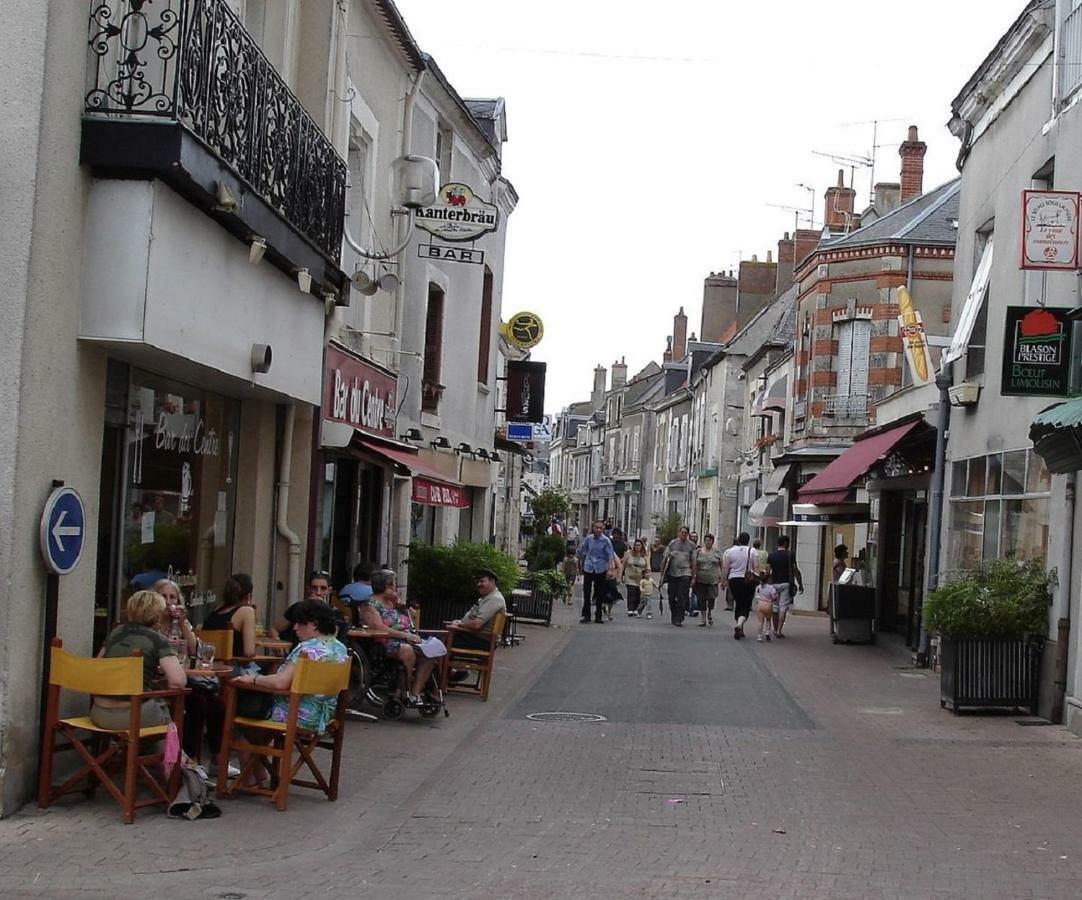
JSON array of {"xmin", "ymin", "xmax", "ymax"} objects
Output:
[
  {"xmin": 1002, "ymin": 450, "xmax": 1026, "ymax": 495},
  {"xmin": 121, "ymin": 370, "xmax": 240, "ymax": 626},
  {"xmin": 949, "ymin": 460, "xmax": 966, "ymax": 498}
]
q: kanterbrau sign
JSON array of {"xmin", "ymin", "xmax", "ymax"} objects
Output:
[
  {"xmin": 415, "ymin": 183, "xmax": 498, "ymax": 243},
  {"xmin": 1001, "ymin": 306, "xmax": 1073, "ymax": 397}
]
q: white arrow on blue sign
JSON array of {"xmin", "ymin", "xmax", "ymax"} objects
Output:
[{"xmin": 40, "ymin": 486, "xmax": 86, "ymax": 575}]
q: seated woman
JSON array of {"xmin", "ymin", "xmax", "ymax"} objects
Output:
[
  {"xmin": 91, "ymin": 589, "xmax": 187, "ymax": 730},
  {"xmin": 232, "ymin": 600, "xmax": 349, "ymax": 732},
  {"xmin": 358, "ymin": 571, "xmax": 435, "ymax": 705},
  {"xmin": 202, "ymin": 573, "xmax": 258, "ymax": 660},
  {"xmin": 152, "ymin": 578, "xmax": 198, "ymax": 657}
]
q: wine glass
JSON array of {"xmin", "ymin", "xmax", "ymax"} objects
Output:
[{"xmin": 196, "ymin": 640, "xmax": 215, "ymax": 670}]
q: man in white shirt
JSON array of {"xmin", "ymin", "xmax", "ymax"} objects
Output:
[{"xmin": 721, "ymin": 532, "xmax": 758, "ymax": 640}]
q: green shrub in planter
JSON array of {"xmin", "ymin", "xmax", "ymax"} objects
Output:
[
  {"xmin": 533, "ymin": 568, "xmax": 571, "ymax": 602},
  {"xmin": 405, "ymin": 540, "xmax": 520, "ymax": 608},
  {"xmin": 524, "ymin": 534, "xmax": 567, "ymax": 572},
  {"xmin": 924, "ymin": 558, "xmax": 1054, "ymax": 639}
]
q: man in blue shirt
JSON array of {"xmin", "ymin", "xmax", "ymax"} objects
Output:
[
  {"xmin": 339, "ymin": 561, "xmax": 374, "ymax": 625},
  {"xmin": 576, "ymin": 519, "xmax": 615, "ymax": 624}
]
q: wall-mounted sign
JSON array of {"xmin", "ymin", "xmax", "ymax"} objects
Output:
[
  {"xmin": 418, "ymin": 244, "xmax": 485, "ymax": 265},
  {"xmin": 896, "ymin": 287, "xmax": 933, "ymax": 386},
  {"xmin": 323, "ymin": 343, "xmax": 397, "ymax": 438},
  {"xmin": 502, "ymin": 312, "xmax": 544, "ymax": 350},
  {"xmin": 412, "ymin": 477, "xmax": 469, "ymax": 509},
  {"xmin": 505, "ymin": 360, "xmax": 546, "ymax": 423},
  {"xmin": 415, "ymin": 183, "xmax": 498, "ymax": 243},
  {"xmin": 1021, "ymin": 190, "xmax": 1081, "ymax": 270},
  {"xmin": 1002, "ymin": 306, "xmax": 1073, "ymax": 396},
  {"xmin": 506, "ymin": 423, "xmax": 533, "ymax": 441}
]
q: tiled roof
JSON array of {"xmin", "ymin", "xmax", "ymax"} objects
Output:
[
  {"xmin": 824, "ymin": 179, "xmax": 960, "ymax": 250},
  {"xmin": 725, "ymin": 284, "xmax": 799, "ymax": 357}
]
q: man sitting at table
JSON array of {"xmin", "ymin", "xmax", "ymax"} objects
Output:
[
  {"xmin": 339, "ymin": 561, "xmax": 374, "ymax": 626},
  {"xmin": 448, "ymin": 569, "xmax": 507, "ymax": 651},
  {"xmin": 276, "ymin": 570, "xmax": 349, "ymax": 647}
]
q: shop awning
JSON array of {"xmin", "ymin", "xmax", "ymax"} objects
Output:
[
  {"xmin": 748, "ymin": 493, "xmax": 785, "ymax": 527},
  {"xmin": 797, "ymin": 420, "xmax": 921, "ymax": 504},
  {"xmin": 764, "ymin": 375, "xmax": 788, "ymax": 412},
  {"xmin": 942, "ymin": 238, "xmax": 993, "ymax": 366},
  {"xmin": 1030, "ymin": 398, "xmax": 1082, "ymax": 474},
  {"xmin": 350, "ymin": 435, "xmax": 469, "ymax": 509},
  {"xmin": 779, "ymin": 502, "xmax": 871, "ymax": 526}
]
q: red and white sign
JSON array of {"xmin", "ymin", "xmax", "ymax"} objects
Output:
[
  {"xmin": 1021, "ymin": 190, "xmax": 1081, "ymax": 270},
  {"xmin": 323, "ymin": 344, "xmax": 397, "ymax": 439},
  {"xmin": 412, "ymin": 477, "xmax": 469, "ymax": 508}
]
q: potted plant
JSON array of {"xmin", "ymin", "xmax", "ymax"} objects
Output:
[
  {"xmin": 924, "ymin": 558, "xmax": 1053, "ymax": 714},
  {"xmin": 405, "ymin": 540, "xmax": 520, "ymax": 629}
]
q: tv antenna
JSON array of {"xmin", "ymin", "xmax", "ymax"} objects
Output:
[{"xmin": 766, "ymin": 202, "xmax": 814, "ymax": 232}]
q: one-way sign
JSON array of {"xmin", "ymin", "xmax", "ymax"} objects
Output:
[{"xmin": 40, "ymin": 486, "xmax": 86, "ymax": 575}]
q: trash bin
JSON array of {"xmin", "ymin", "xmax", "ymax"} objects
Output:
[{"xmin": 829, "ymin": 582, "xmax": 876, "ymax": 644}]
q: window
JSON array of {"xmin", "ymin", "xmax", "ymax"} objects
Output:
[
  {"xmin": 422, "ymin": 284, "xmax": 444, "ymax": 413},
  {"xmin": 436, "ymin": 125, "xmax": 453, "ymax": 182},
  {"xmin": 966, "ymin": 226, "xmax": 994, "ymax": 379},
  {"xmin": 946, "ymin": 448, "xmax": 1050, "ymax": 571},
  {"xmin": 1059, "ymin": 2, "xmax": 1082, "ymax": 103},
  {"xmin": 835, "ymin": 317, "xmax": 871, "ymax": 412},
  {"xmin": 346, "ymin": 133, "xmax": 371, "ymax": 248},
  {"xmin": 477, "ymin": 268, "xmax": 493, "ymax": 383}
]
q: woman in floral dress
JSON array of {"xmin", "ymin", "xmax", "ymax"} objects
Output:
[{"xmin": 358, "ymin": 570, "xmax": 435, "ymax": 704}]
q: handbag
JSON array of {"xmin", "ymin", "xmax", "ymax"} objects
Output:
[{"xmin": 743, "ymin": 547, "xmax": 761, "ymax": 587}]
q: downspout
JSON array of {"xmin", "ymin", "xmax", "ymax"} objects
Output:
[
  {"xmin": 277, "ymin": 404, "xmax": 302, "ymax": 605},
  {"xmin": 1052, "ymin": 472, "xmax": 1075, "ymax": 724},
  {"xmin": 917, "ymin": 363, "xmax": 952, "ymax": 666}
]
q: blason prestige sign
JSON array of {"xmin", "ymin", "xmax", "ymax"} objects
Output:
[{"xmin": 1001, "ymin": 306, "xmax": 1073, "ymax": 397}]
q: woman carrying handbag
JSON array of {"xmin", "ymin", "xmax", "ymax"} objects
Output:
[{"xmin": 720, "ymin": 532, "xmax": 759, "ymax": 640}]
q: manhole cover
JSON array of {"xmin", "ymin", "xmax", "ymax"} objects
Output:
[{"xmin": 526, "ymin": 711, "xmax": 607, "ymax": 723}]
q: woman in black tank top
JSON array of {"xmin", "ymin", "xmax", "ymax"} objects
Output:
[{"xmin": 203, "ymin": 573, "xmax": 257, "ymax": 658}]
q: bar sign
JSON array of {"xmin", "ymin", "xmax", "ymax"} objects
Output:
[{"xmin": 418, "ymin": 243, "xmax": 486, "ymax": 265}]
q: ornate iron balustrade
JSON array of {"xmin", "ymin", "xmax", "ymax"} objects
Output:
[
  {"xmin": 823, "ymin": 394, "xmax": 869, "ymax": 419},
  {"xmin": 85, "ymin": 0, "xmax": 345, "ymax": 260}
]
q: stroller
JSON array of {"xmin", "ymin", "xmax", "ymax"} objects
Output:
[{"xmin": 346, "ymin": 635, "xmax": 448, "ymax": 721}]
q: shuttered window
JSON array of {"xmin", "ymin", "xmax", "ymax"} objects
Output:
[
  {"xmin": 836, "ymin": 319, "xmax": 871, "ymax": 398},
  {"xmin": 477, "ymin": 268, "xmax": 493, "ymax": 383},
  {"xmin": 422, "ymin": 284, "xmax": 444, "ymax": 412}
]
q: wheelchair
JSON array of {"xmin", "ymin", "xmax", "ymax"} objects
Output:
[{"xmin": 346, "ymin": 634, "xmax": 448, "ymax": 721}]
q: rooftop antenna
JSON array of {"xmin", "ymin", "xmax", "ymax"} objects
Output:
[
  {"xmin": 811, "ymin": 149, "xmax": 873, "ymax": 203},
  {"xmin": 766, "ymin": 202, "xmax": 812, "ymax": 232}
]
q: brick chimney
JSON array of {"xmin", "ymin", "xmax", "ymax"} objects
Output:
[
  {"xmin": 824, "ymin": 169, "xmax": 856, "ymax": 231},
  {"xmin": 611, "ymin": 357, "xmax": 627, "ymax": 390},
  {"xmin": 700, "ymin": 270, "xmax": 739, "ymax": 343},
  {"xmin": 672, "ymin": 307, "xmax": 688, "ymax": 361},
  {"xmin": 899, "ymin": 125, "xmax": 926, "ymax": 202},
  {"xmin": 737, "ymin": 255, "xmax": 778, "ymax": 323},
  {"xmin": 591, "ymin": 364, "xmax": 607, "ymax": 408},
  {"xmin": 776, "ymin": 232, "xmax": 795, "ymax": 292}
]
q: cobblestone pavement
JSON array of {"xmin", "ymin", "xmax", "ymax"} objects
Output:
[{"xmin": 4, "ymin": 595, "xmax": 1082, "ymax": 899}]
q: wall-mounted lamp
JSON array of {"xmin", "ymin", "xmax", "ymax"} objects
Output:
[
  {"xmin": 248, "ymin": 235, "xmax": 267, "ymax": 264},
  {"xmin": 296, "ymin": 268, "xmax": 312, "ymax": 294},
  {"xmin": 475, "ymin": 448, "xmax": 491, "ymax": 460},
  {"xmin": 489, "ymin": 450, "xmax": 503, "ymax": 464},
  {"xmin": 455, "ymin": 442, "xmax": 475, "ymax": 457},
  {"xmin": 431, "ymin": 436, "xmax": 452, "ymax": 451},
  {"xmin": 399, "ymin": 428, "xmax": 423, "ymax": 442}
]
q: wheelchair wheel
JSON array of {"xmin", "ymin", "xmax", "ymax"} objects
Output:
[
  {"xmin": 382, "ymin": 698, "xmax": 404, "ymax": 720},
  {"xmin": 347, "ymin": 650, "xmax": 371, "ymax": 710},
  {"xmin": 418, "ymin": 702, "xmax": 441, "ymax": 719}
]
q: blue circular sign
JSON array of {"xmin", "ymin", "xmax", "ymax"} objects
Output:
[{"xmin": 40, "ymin": 487, "xmax": 86, "ymax": 575}]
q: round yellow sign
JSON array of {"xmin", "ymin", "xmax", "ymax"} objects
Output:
[{"xmin": 504, "ymin": 311, "xmax": 544, "ymax": 350}]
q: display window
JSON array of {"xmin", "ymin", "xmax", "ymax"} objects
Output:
[{"xmin": 121, "ymin": 370, "xmax": 240, "ymax": 625}]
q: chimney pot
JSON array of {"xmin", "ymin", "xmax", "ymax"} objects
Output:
[{"xmin": 767, "ymin": 250, "xmax": 773, "ymax": 263}]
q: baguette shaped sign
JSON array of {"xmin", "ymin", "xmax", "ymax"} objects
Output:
[{"xmin": 415, "ymin": 183, "xmax": 499, "ymax": 243}]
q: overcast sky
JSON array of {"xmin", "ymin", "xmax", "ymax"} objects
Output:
[{"xmin": 396, "ymin": 0, "xmax": 1026, "ymax": 412}]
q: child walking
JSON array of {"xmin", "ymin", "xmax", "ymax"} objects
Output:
[
  {"xmin": 561, "ymin": 545, "xmax": 579, "ymax": 606},
  {"xmin": 754, "ymin": 571, "xmax": 778, "ymax": 642}
]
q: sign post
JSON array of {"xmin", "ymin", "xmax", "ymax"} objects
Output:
[{"xmin": 38, "ymin": 481, "xmax": 86, "ymax": 748}]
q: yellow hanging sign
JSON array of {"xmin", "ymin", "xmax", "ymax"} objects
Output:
[{"xmin": 502, "ymin": 312, "xmax": 544, "ymax": 350}]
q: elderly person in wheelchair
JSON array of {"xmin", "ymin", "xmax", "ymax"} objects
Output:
[{"xmin": 357, "ymin": 570, "xmax": 438, "ymax": 709}]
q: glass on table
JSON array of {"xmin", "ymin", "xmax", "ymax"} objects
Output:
[{"xmin": 196, "ymin": 640, "xmax": 215, "ymax": 670}]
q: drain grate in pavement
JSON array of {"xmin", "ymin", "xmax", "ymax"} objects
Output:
[{"xmin": 526, "ymin": 711, "xmax": 607, "ymax": 723}]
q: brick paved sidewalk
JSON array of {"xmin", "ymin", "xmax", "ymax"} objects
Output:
[{"xmin": 3, "ymin": 598, "xmax": 1081, "ymax": 899}]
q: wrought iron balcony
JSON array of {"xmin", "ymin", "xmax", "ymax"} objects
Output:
[
  {"xmin": 83, "ymin": 0, "xmax": 347, "ymax": 296},
  {"xmin": 823, "ymin": 394, "xmax": 869, "ymax": 419}
]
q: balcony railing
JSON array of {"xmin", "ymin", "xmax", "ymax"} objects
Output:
[
  {"xmin": 823, "ymin": 394, "xmax": 869, "ymax": 419},
  {"xmin": 84, "ymin": 0, "xmax": 346, "ymax": 260},
  {"xmin": 1062, "ymin": 4, "xmax": 1082, "ymax": 102}
]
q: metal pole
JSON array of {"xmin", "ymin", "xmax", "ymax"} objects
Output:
[
  {"xmin": 916, "ymin": 369, "xmax": 952, "ymax": 666},
  {"xmin": 39, "ymin": 479, "xmax": 64, "ymax": 750},
  {"xmin": 1052, "ymin": 472, "xmax": 1075, "ymax": 724}
]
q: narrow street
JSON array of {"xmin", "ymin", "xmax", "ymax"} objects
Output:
[{"xmin": 4, "ymin": 601, "xmax": 1081, "ymax": 899}]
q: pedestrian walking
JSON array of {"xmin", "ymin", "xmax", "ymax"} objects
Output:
[
  {"xmin": 576, "ymin": 520, "xmax": 616, "ymax": 624},
  {"xmin": 691, "ymin": 533, "xmax": 724, "ymax": 627},
  {"xmin": 767, "ymin": 534, "xmax": 803, "ymax": 638},
  {"xmin": 686, "ymin": 531, "xmax": 700, "ymax": 618},
  {"xmin": 560, "ymin": 546, "xmax": 579, "ymax": 606},
  {"xmin": 661, "ymin": 527, "xmax": 695, "ymax": 627},
  {"xmin": 721, "ymin": 532, "xmax": 759, "ymax": 640},
  {"xmin": 649, "ymin": 537, "xmax": 666, "ymax": 616},
  {"xmin": 566, "ymin": 520, "xmax": 580, "ymax": 547},
  {"xmin": 621, "ymin": 538, "xmax": 651, "ymax": 617},
  {"xmin": 753, "ymin": 571, "xmax": 778, "ymax": 642}
]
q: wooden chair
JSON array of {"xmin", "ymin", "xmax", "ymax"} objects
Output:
[
  {"xmin": 37, "ymin": 637, "xmax": 187, "ymax": 824},
  {"xmin": 441, "ymin": 611, "xmax": 506, "ymax": 701},
  {"xmin": 194, "ymin": 628, "xmax": 235, "ymax": 662},
  {"xmin": 216, "ymin": 656, "xmax": 351, "ymax": 811}
]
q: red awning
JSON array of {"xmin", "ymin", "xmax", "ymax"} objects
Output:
[
  {"xmin": 354, "ymin": 437, "xmax": 469, "ymax": 508},
  {"xmin": 797, "ymin": 420, "xmax": 921, "ymax": 504}
]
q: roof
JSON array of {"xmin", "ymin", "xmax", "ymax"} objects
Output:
[
  {"xmin": 822, "ymin": 179, "xmax": 961, "ymax": 250},
  {"xmin": 623, "ymin": 370, "xmax": 666, "ymax": 409},
  {"xmin": 422, "ymin": 55, "xmax": 502, "ymax": 160},
  {"xmin": 726, "ymin": 284, "xmax": 800, "ymax": 358},
  {"xmin": 371, "ymin": 0, "xmax": 426, "ymax": 70},
  {"xmin": 464, "ymin": 98, "xmax": 507, "ymax": 145},
  {"xmin": 565, "ymin": 400, "xmax": 596, "ymax": 417}
]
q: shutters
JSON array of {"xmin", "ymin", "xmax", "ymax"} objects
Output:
[
  {"xmin": 477, "ymin": 269, "xmax": 493, "ymax": 383},
  {"xmin": 836, "ymin": 321, "xmax": 853, "ymax": 394},
  {"xmin": 423, "ymin": 285, "xmax": 444, "ymax": 402}
]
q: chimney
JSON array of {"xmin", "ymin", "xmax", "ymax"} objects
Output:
[
  {"xmin": 737, "ymin": 254, "xmax": 779, "ymax": 325},
  {"xmin": 873, "ymin": 182, "xmax": 901, "ymax": 214},
  {"xmin": 663, "ymin": 336, "xmax": 673, "ymax": 364},
  {"xmin": 611, "ymin": 357, "xmax": 628, "ymax": 390},
  {"xmin": 899, "ymin": 125, "xmax": 926, "ymax": 202},
  {"xmin": 793, "ymin": 229, "xmax": 821, "ymax": 270},
  {"xmin": 700, "ymin": 270, "xmax": 739, "ymax": 343},
  {"xmin": 591, "ymin": 364, "xmax": 607, "ymax": 407},
  {"xmin": 824, "ymin": 169, "xmax": 856, "ymax": 231},
  {"xmin": 776, "ymin": 232, "xmax": 795, "ymax": 292},
  {"xmin": 672, "ymin": 307, "xmax": 688, "ymax": 361}
]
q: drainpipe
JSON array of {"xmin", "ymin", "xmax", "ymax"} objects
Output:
[
  {"xmin": 1052, "ymin": 472, "xmax": 1075, "ymax": 724},
  {"xmin": 277, "ymin": 404, "xmax": 302, "ymax": 605},
  {"xmin": 917, "ymin": 363, "xmax": 953, "ymax": 666}
]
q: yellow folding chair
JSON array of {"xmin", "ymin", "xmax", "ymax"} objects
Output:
[
  {"xmin": 37, "ymin": 638, "xmax": 187, "ymax": 824},
  {"xmin": 216, "ymin": 656, "xmax": 351, "ymax": 811}
]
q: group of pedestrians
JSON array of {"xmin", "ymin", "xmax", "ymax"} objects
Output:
[{"xmin": 570, "ymin": 519, "xmax": 804, "ymax": 642}]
